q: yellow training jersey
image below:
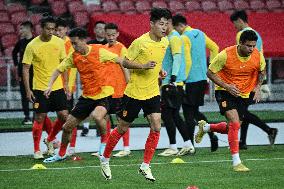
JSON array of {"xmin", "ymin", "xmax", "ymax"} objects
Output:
[
  {"xmin": 23, "ymin": 35, "xmax": 66, "ymax": 91},
  {"xmin": 124, "ymin": 32, "xmax": 169, "ymax": 100}
]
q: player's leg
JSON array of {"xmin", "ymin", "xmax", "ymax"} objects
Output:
[{"xmin": 239, "ymin": 120, "xmax": 249, "ymax": 150}]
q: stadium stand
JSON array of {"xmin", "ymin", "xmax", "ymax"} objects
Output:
[
  {"xmin": 102, "ymin": 1, "xmax": 120, "ymax": 13},
  {"xmin": 152, "ymin": 0, "xmax": 168, "ymax": 9},
  {"xmin": 135, "ymin": 0, "xmax": 151, "ymax": 14},
  {"xmin": 185, "ymin": 0, "xmax": 202, "ymax": 12}
]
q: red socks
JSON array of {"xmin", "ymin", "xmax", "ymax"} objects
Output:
[
  {"xmin": 210, "ymin": 122, "xmax": 228, "ymax": 134},
  {"xmin": 43, "ymin": 116, "xmax": 53, "ymax": 134},
  {"xmin": 228, "ymin": 122, "xmax": 240, "ymax": 155},
  {"xmin": 32, "ymin": 121, "xmax": 43, "ymax": 152},
  {"xmin": 144, "ymin": 130, "xmax": 160, "ymax": 164},
  {"xmin": 69, "ymin": 127, "xmax": 77, "ymax": 148},
  {"xmin": 59, "ymin": 143, "xmax": 68, "ymax": 157},
  {"xmin": 123, "ymin": 128, "xmax": 130, "ymax": 147},
  {"xmin": 47, "ymin": 119, "xmax": 65, "ymax": 142},
  {"xmin": 103, "ymin": 128, "xmax": 123, "ymax": 158}
]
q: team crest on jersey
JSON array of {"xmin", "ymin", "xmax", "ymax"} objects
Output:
[
  {"xmin": 34, "ymin": 103, "xmax": 39, "ymax": 109},
  {"xmin": 122, "ymin": 110, "xmax": 127, "ymax": 117},
  {"xmin": 221, "ymin": 101, "xmax": 227, "ymax": 108}
]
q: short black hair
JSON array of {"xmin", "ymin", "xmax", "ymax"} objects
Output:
[
  {"xmin": 40, "ymin": 13, "xmax": 56, "ymax": 28},
  {"xmin": 150, "ymin": 7, "xmax": 172, "ymax": 22},
  {"xmin": 172, "ymin": 14, "xmax": 187, "ymax": 26},
  {"xmin": 239, "ymin": 30, "xmax": 258, "ymax": 43},
  {"xmin": 56, "ymin": 17, "xmax": 67, "ymax": 28},
  {"xmin": 68, "ymin": 27, "xmax": 88, "ymax": 39},
  {"xmin": 95, "ymin": 21, "xmax": 105, "ymax": 26},
  {"xmin": 230, "ymin": 10, "xmax": 248, "ymax": 23},
  {"xmin": 20, "ymin": 21, "xmax": 33, "ymax": 29},
  {"xmin": 105, "ymin": 23, "xmax": 118, "ymax": 31}
]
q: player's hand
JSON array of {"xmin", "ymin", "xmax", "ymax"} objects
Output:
[
  {"xmin": 143, "ymin": 61, "xmax": 156, "ymax": 69},
  {"xmin": 253, "ymin": 87, "xmax": 261, "ymax": 103},
  {"xmin": 225, "ymin": 84, "xmax": 240, "ymax": 97},
  {"xmin": 65, "ymin": 88, "xmax": 72, "ymax": 101},
  {"xmin": 159, "ymin": 70, "xmax": 167, "ymax": 79},
  {"xmin": 26, "ymin": 90, "xmax": 35, "ymax": 103},
  {"xmin": 44, "ymin": 87, "xmax": 52, "ymax": 99}
]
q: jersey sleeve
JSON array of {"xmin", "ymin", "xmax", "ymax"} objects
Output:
[
  {"xmin": 120, "ymin": 46, "xmax": 128, "ymax": 58},
  {"xmin": 57, "ymin": 54, "xmax": 75, "ymax": 72},
  {"xmin": 99, "ymin": 48, "xmax": 119, "ymax": 63},
  {"xmin": 205, "ymin": 34, "xmax": 219, "ymax": 61},
  {"xmin": 209, "ymin": 50, "xmax": 227, "ymax": 73},
  {"xmin": 181, "ymin": 35, "xmax": 192, "ymax": 77},
  {"xmin": 259, "ymin": 52, "xmax": 266, "ymax": 71},
  {"xmin": 126, "ymin": 39, "xmax": 140, "ymax": 61},
  {"xmin": 59, "ymin": 40, "xmax": 67, "ymax": 60},
  {"xmin": 169, "ymin": 36, "xmax": 182, "ymax": 55},
  {"xmin": 22, "ymin": 44, "xmax": 33, "ymax": 65}
]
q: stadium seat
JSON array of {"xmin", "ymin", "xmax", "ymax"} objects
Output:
[
  {"xmin": 86, "ymin": 3, "xmax": 102, "ymax": 14},
  {"xmin": 73, "ymin": 11, "xmax": 89, "ymax": 27},
  {"xmin": 68, "ymin": 1, "xmax": 86, "ymax": 14},
  {"xmin": 0, "ymin": 11, "xmax": 10, "ymax": 23},
  {"xmin": 102, "ymin": 1, "xmax": 120, "ymax": 13},
  {"xmin": 35, "ymin": 24, "xmax": 41, "ymax": 35},
  {"xmin": 0, "ymin": 1, "xmax": 5, "ymax": 11},
  {"xmin": 3, "ymin": 46, "xmax": 14, "ymax": 57},
  {"xmin": 6, "ymin": 3, "xmax": 26, "ymax": 14},
  {"xmin": 30, "ymin": 14, "xmax": 41, "ymax": 25},
  {"xmin": 234, "ymin": 0, "xmax": 250, "ymax": 10},
  {"xmin": 31, "ymin": 0, "xmax": 45, "ymax": 5},
  {"xmin": 11, "ymin": 11, "xmax": 28, "ymax": 25},
  {"xmin": 201, "ymin": 0, "xmax": 218, "ymax": 12},
  {"xmin": 152, "ymin": 1, "xmax": 168, "ymax": 9},
  {"xmin": 119, "ymin": 1, "xmax": 136, "ymax": 13},
  {"xmin": 0, "ymin": 23, "xmax": 15, "ymax": 36},
  {"xmin": 185, "ymin": 0, "xmax": 201, "ymax": 12},
  {"xmin": 1, "ymin": 34, "xmax": 18, "ymax": 48},
  {"xmin": 135, "ymin": 1, "xmax": 151, "ymax": 14},
  {"xmin": 266, "ymin": 0, "xmax": 282, "ymax": 10},
  {"xmin": 218, "ymin": 0, "xmax": 234, "ymax": 11},
  {"xmin": 51, "ymin": 1, "xmax": 67, "ymax": 16},
  {"xmin": 168, "ymin": 0, "xmax": 185, "ymax": 13},
  {"xmin": 250, "ymin": 0, "xmax": 266, "ymax": 10}
]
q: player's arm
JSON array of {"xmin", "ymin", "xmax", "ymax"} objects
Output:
[
  {"xmin": 205, "ymin": 34, "xmax": 219, "ymax": 61},
  {"xmin": 44, "ymin": 56, "xmax": 74, "ymax": 98},
  {"xmin": 22, "ymin": 44, "xmax": 35, "ymax": 102},
  {"xmin": 207, "ymin": 50, "xmax": 240, "ymax": 97},
  {"xmin": 120, "ymin": 47, "xmax": 130, "ymax": 83},
  {"xmin": 170, "ymin": 36, "xmax": 182, "ymax": 83},
  {"xmin": 181, "ymin": 35, "xmax": 192, "ymax": 78},
  {"xmin": 253, "ymin": 53, "xmax": 266, "ymax": 102}
]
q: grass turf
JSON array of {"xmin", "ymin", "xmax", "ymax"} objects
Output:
[{"xmin": 0, "ymin": 145, "xmax": 283, "ymax": 189}]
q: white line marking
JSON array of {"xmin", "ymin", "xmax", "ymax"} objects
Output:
[{"xmin": 0, "ymin": 157, "xmax": 283, "ymax": 172}]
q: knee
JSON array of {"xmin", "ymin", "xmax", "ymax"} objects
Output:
[
  {"xmin": 58, "ymin": 111, "xmax": 68, "ymax": 122},
  {"xmin": 34, "ymin": 114, "xmax": 45, "ymax": 123}
]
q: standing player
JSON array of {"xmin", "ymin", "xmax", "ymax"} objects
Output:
[
  {"xmin": 42, "ymin": 27, "xmax": 155, "ymax": 163},
  {"xmin": 230, "ymin": 10, "xmax": 278, "ymax": 149},
  {"xmin": 55, "ymin": 17, "xmax": 78, "ymax": 156},
  {"xmin": 172, "ymin": 14, "xmax": 219, "ymax": 152},
  {"xmin": 22, "ymin": 15, "xmax": 68, "ymax": 159},
  {"xmin": 196, "ymin": 30, "xmax": 265, "ymax": 172},
  {"xmin": 158, "ymin": 17, "xmax": 194, "ymax": 157},
  {"xmin": 99, "ymin": 8, "xmax": 172, "ymax": 182}
]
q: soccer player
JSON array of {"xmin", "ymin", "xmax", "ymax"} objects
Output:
[
  {"xmin": 230, "ymin": 10, "xmax": 278, "ymax": 149},
  {"xmin": 196, "ymin": 30, "xmax": 266, "ymax": 172},
  {"xmin": 99, "ymin": 8, "xmax": 172, "ymax": 182},
  {"xmin": 172, "ymin": 14, "xmax": 219, "ymax": 152},
  {"xmin": 55, "ymin": 17, "xmax": 78, "ymax": 156},
  {"xmin": 42, "ymin": 27, "xmax": 155, "ymax": 163},
  {"xmin": 12, "ymin": 21, "xmax": 34, "ymax": 125},
  {"xmin": 22, "ymin": 15, "xmax": 68, "ymax": 159},
  {"xmin": 158, "ymin": 17, "xmax": 194, "ymax": 157}
]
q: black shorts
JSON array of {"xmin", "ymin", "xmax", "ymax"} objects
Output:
[
  {"xmin": 183, "ymin": 80, "xmax": 207, "ymax": 106},
  {"xmin": 108, "ymin": 97, "xmax": 123, "ymax": 115},
  {"xmin": 70, "ymin": 96, "xmax": 110, "ymax": 120},
  {"xmin": 117, "ymin": 95, "xmax": 161, "ymax": 123},
  {"xmin": 66, "ymin": 94, "xmax": 74, "ymax": 112},
  {"xmin": 33, "ymin": 89, "xmax": 67, "ymax": 113},
  {"xmin": 215, "ymin": 90, "xmax": 251, "ymax": 120},
  {"xmin": 161, "ymin": 85, "xmax": 183, "ymax": 109}
]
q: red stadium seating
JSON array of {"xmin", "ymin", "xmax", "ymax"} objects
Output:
[
  {"xmin": 0, "ymin": 23, "xmax": 15, "ymax": 36},
  {"xmin": 201, "ymin": 0, "xmax": 218, "ymax": 12},
  {"xmin": 4, "ymin": 46, "xmax": 14, "ymax": 57},
  {"xmin": 218, "ymin": 0, "xmax": 234, "ymax": 11},
  {"xmin": 250, "ymin": 0, "xmax": 266, "ymax": 10},
  {"xmin": 266, "ymin": 0, "xmax": 282, "ymax": 10},
  {"xmin": 234, "ymin": 0, "xmax": 250, "ymax": 10},
  {"xmin": 68, "ymin": 1, "xmax": 86, "ymax": 14},
  {"xmin": 185, "ymin": 1, "xmax": 202, "ymax": 12},
  {"xmin": 0, "ymin": 11, "xmax": 10, "ymax": 23},
  {"xmin": 168, "ymin": 0, "xmax": 185, "ymax": 13},
  {"xmin": 73, "ymin": 11, "xmax": 89, "ymax": 27},
  {"xmin": 35, "ymin": 24, "xmax": 41, "ymax": 36},
  {"xmin": 102, "ymin": 1, "xmax": 120, "ymax": 13},
  {"xmin": 30, "ymin": 14, "xmax": 42, "ymax": 25},
  {"xmin": 86, "ymin": 4, "xmax": 102, "ymax": 14},
  {"xmin": 119, "ymin": 1, "xmax": 136, "ymax": 13},
  {"xmin": 6, "ymin": 3, "xmax": 26, "ymax": 14},
  {"xmin": 31, "ymin": 0, "xmax": 45, "ymax": 5},
  {"xmin": 0, "ymin": 1, "xmax": 5, "ymax": 11},
  {"xmin": 1, "ymin": 34, "xmax": 18, "ymax": 48},
  {"xmin": 152, "ymin": 1, "xmax": 168, "ymax": 9},
  {"xmin": 135, "ymin": 1, "xmax": 151, "ymax": 14},
  {"xmin": 11, "ymin": 11, "xmax": 28, "ymax": 25},
  {"xmin": 51, "ymin": 1, "xmax": 67, "ymax": 16}
]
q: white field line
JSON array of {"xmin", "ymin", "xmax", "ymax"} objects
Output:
[{"xmin": 0, "ymin": 157, "xmax": 284, "ymax": 172}]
